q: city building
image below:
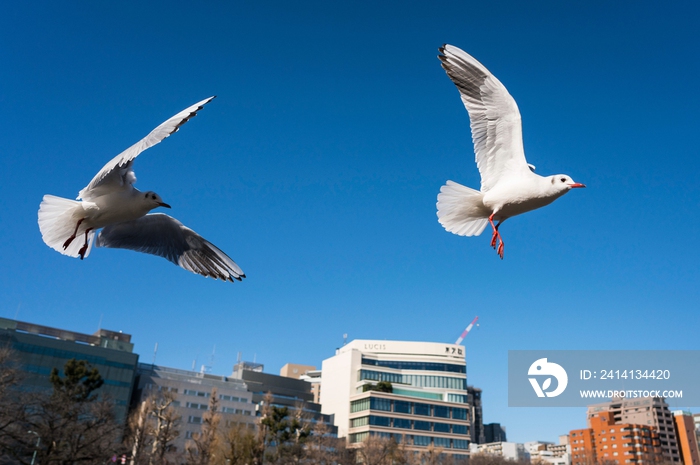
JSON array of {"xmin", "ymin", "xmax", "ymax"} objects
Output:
[
  {"xmin": 280, "ymin": 363, "xmax": 316, "ymax": 379},
  {"xmin": 526, "ymin": 440, "xmax": 571, "ymax": 465},
  {"xmin": 320, "ymin": 339, "xmax": 471, "ymax": 459},
  {"xmin": 467, "ymin": 386, "xmax": 485, "ymax": 444},
  {"xmin": 570, "ymin": 411, "xmax": 663, "ymax": 465},
  {"xmin": 470, "ymin": 441, "xmax": 528, "ymax": 461},
  {"xmin": 232, "ymin": 360, "xmax": 337, "ymax": 435},
  {"xmin": 588, "ymin": 397, "xmax": 681, "ymax": 462},
  {"xmin": 0, "ymin": 317, "xmax": 139, "ymax": 423},
  {"xmin": 133, "ymin": 363, "xmax": 256, "ymax": 453},
  {"xmin": 673, "ymin": 411, "xmax": 700, "ymax": 465},
  {"xmin": 280, "ymin": 363, "xmax": 322, "ymax": 404},
  {"xmin": 484, "ymin": 422, "xmax": 507, "ymax": 443},
  {"xmin": 300, "ymin": 369, "xmax": 322, "ymax": 404}
]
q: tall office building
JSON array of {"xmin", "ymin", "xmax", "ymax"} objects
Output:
[
  {"xmin": 467, "ymin": 386, "xmax": 485, "ymax": 444},
  {"xmin": 0, "ymin": 317, "xmax": 138, "ymax": 423},
  {"xmin": 588, "ymin": 397, "xmax": 681, "ymax": 462},
  {"xmin": 320, "ymin": 340, "xmax": 471, "ymax": 459}
]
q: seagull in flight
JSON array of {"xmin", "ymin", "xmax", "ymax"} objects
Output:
[
  {"xmin": 436, "ymin": 45, "xmax": 585, "ymax": 259},
  {"xmin": 38, "ymin": 97, "xmax": 245, "ymax": 282}
]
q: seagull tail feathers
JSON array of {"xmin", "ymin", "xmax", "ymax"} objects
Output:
[
  {"xmin": 437, "ymin": 181, "xmax": 490, "ymax": 236},
  {"xmin": 38, "ymin": 195, "xmax": 95, "ymax": 258}
]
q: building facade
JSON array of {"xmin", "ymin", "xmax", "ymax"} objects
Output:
[
  {"xmin": 588, "ymin": 397, "xmax": 681, "ymax": 462},
  {"xmin": 673, "ymin": 411, "xmax": 700, "ymax": 465},
  {"xmin": 484, "ymin": 422, "xmax": 507, "ymax": 443},
  {"xmin": 570, "ymin": 411, "xmax": 662, "ymax": 465},
  {"xmin": 467, "ymin": 386, "xmax": 486, "ymax": 444},
  {"xmin": 320, "ymin": 340, "xmax": 471, "ymax": 458},
  {"xmin": 470, "ymin": 441, "xmax": 528, "ymax": 461},
  {"xmin": 0, "ymin": 317, "xmax": 139, "ymax": 423},
  {"xmin": 133, "ymin": 363, "xmax": 256, "ymax": 453}
]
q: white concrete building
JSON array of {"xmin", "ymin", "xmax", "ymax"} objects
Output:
[
  {"xmin": 470, "ymin": 441, "xmax": 528, "ymax": 461},
  {"xmin": 320, "ymin": 339, "xmax": 470, "ymax": 458}
]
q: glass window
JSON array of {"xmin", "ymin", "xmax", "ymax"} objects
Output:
[
  {"xmin": 394, "ymin": 400, "xmax": 411, "ymax": 414},
  {"xmin": 370, "ymin": 397, "xmax": 392, "ymax": 412},
  {"xmin": 414, "ymin": 420, "xmax": 431, "ymax": 431},
  {"xmin": 414, "ymin": 435, "xmax": 431, "ymax": 446},
  {"xmin": 452, "ymin": 407, "xmax": 468, "ymax": 420},
  {"xmin": 453, "ymin": 424, "xmax": 468, "ymax": 435},
  {"xmin": 361, "ymin": 358, "xmax": 466, "ymax": 373},
  {"xmin": 414, "ymin": 403, "xmax": 431, "ymax": 416},
  {"xmin": 369, "ymin": 415, "xmax": 391, "ymax": 427},
  {"xmin": 350, "ymin": 432, "xmax": 369, "ymax": 444},
  {"xmin": 454, "ymin": 439, "xmax": 469, "ymax": 450},
  {"xmin": 394, "ymin": 418, "xmax": 411, "ymax": 429},
  {"xmin": 350, "ymin": 417, "xmax": 369, "ymax": 428},
  {"xmin": 434, "ymin": 406, "xmax": 449, "ymax": 418},
  {"xmin": 351, "ymin": 398, "xmax": 370, "ymax": 413},
  {"xmin": 434, "ymin": 422, "xmax": 450, "ymax": 433},
  {"xmin": 434, "ymin": 437, "xmax": 451, "ymax": 448}
]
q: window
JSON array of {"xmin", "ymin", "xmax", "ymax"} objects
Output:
[
  {"xmin": 414, "ymin": 435, "xmax": 430, "ymax": 446},
  {"xmin": 452, "ymin": 407, "xmax": 468, "ymax": 420},
  {"xmin": 350, "ymin": 432, "xmax": 369, "ymax": 443},
  {"xmin": 350, "ymin": 416, "xmax": 369, "ymax": 428},
  {"xmin": 351, "ymin": 398, "xmax": 370, "ymax": 413},
  {"xmin": 369, "ymin": 397, "xmax": 392, "ymax": 412},
  {"xmin": 414, "ymin": 403, "xmax": 431, "ymax": 416},
  {"xmin": 448, "ymin": 394, "xmax": 468, "ymax": 404},
  {"xmin": 369, "ymin": 416, "xmax": 391, "ymax": 427},
  {"xmin": 186, "ymin": 402, "xmax": 208, "ymax": 410},
  {"xmin": 434, "ymin": 406, "xmax": 449, "ymax": 418},
  {"xmin": 454, "ymin": 439, "xmax": 469, "ymax": 450},
  {"xmin": 434, "ymin": 437, "xmax": 450, "ymax": 448},
  {"xmin": 414, "ymin": 421, "xmax": 430, "ymax": 431},
  {"xmin": 359, "ymin": 370, "xmax": 466, "ymax": 390},
  {"xmin": 188, "ymin": 416, "xmax": 202, "ymax": 424},
  {"xmin": 453, "ymin": 424, "xmax": 468, "ymax": 435},
  {"xmin": 361, "ymin": 358, "xmax": 466, "ymax": 373},
  {"xmin": 394, "ymin": 418, "xmax": 411, "ymax": 429},
  {"xmin": 434, "ymin": 423, "xmax": 450, "ymax": 433},
  {"xmin": 394, "ymin": 401, "xmax": 411, "ymax": 414}
]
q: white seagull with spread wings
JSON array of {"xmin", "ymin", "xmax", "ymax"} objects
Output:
[
  {"xmin": 436, "ymin": 44, "xmax": 585, "ymax": 259},
  {"xmin": 38, "ymin": 97, "xmax": 245, "ymax": 282}
]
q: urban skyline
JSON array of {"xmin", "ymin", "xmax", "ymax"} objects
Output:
[{"xmin": 2, "ymin": 1, "xmax": 699, "ymax": 444}]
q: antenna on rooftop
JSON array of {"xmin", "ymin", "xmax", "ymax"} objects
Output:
[
  {"xmin": 153, "ymin": 342, "xmax": 158, "ymax": 366},
  {"xmin": 455, "ymin": 316, "xmax": 479, "ymax": 345},
  {"xmin": 343, "ymin": 333, "xmax": 348, "ymax": 345}
]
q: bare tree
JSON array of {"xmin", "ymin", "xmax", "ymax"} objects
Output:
[
  {"xmin": 149, "ymin": 390, "xmax": 182, "ymax": 465},
  {"xmin": 186, "ymin": 388, "xmax": 220, "ymax": 465},
  {"xmin": 357, "ymin": 435, "xmax": 396, "ymax": 465},
  {"xmin": 217, "ymin": 420, "xmax": 259, "ymax": 465}
]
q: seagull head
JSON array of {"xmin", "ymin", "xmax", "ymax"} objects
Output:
[
  {"xmin": 143, "ymin": 191, "xmax": 171, "ymax": 210},
  {"xmin": 551, "ymin": 175, "xmax": 586, "ymax": 192}
]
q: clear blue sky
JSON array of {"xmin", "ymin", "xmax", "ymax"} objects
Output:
[{"xmin": 1, "ymin": 1, "xmax": 699, "ymax": 444}]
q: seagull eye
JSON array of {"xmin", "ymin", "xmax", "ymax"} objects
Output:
[
  {"xmin": 151, "ymin": 194, "xmax": 156, "ymax": 200},
  {"xmin": 560, "ymin": 177, "xmax": 566, "ymax": 183}
]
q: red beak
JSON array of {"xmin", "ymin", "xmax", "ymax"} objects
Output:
[{"xmin": 568, "ymin": 183, "xmax": 586, "ymax": 189}]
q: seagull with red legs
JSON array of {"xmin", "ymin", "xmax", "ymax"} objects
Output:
[
  {"xmin": 436, "ymin": 44, "xmax": 585, "ymax": 259},
  {"xmin": 37, "ymin": 97, "xmax": 245, "ymax": 282}
]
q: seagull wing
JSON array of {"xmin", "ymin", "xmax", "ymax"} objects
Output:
[
  {"xmin": 95, "ymin": 213, "xmax": 245, "ymax": 282},
  {"xmin": 78, "ymin": 96, "xmax": 216, "ymax": 201},
  {"xmin": 439, "ymin": 45, "xmax": 530, "ymax": 192}
]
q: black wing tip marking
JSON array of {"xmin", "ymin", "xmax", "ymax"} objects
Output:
[{"xmin": 167, "ymin": 96, "xmax": 217, "ymax": 137}]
